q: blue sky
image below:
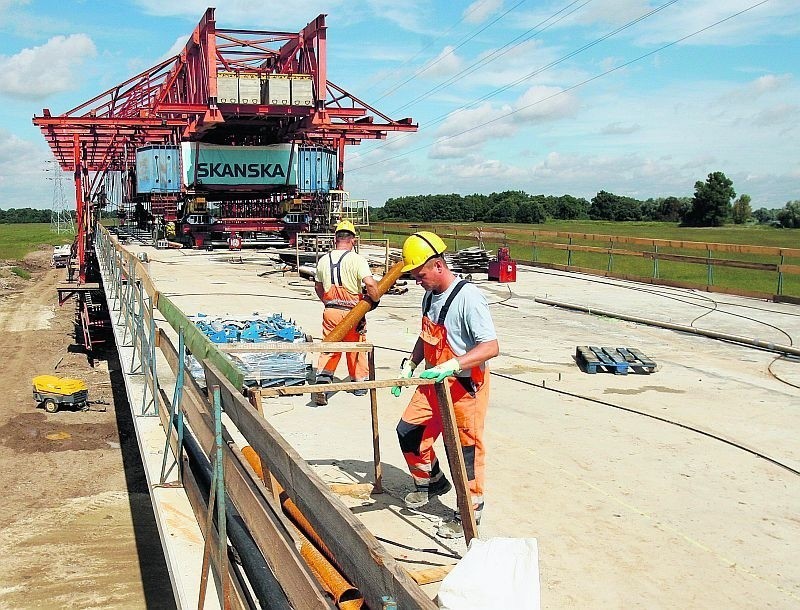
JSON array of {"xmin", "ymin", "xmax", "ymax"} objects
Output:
[{"xmin": 0, "ymin": 0, "xmax": 797, "ymax": 211}]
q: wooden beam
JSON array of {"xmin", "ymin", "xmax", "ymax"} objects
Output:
[
  {"xmin": 157, "ymin": 330, "xmax": 332, "ymax": 609},
  {"xmin": 434, "ymin": 383, "xmax": 478, "ymax": 545},
  {"xmin": 204, "ymin": 362, "xmax": 436, "ymax": 610},
  {"xmin": 220, "ymin": 341, "xmax": 373, "ymax": 353},
  {"xmin": 259, "ymin": 377, "xmax": 434, "ymax": 398},
  {"xmin": 409, "ymin": 565, "xmax": 454, "ymax": 586}
]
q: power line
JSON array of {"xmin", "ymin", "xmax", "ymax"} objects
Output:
[
  {"xmin": 355, "ymin": 0, "xmax": 681, "ymax": 162},
  {"xmin": 372, "ymin": 0, "xmax": 529, "ymax": 103},
  {"xmin": 390, "ymin": 0, "xmax": 593, "ymax": 115},
  {"xmin": 349, "ymin": 0, "xmax": 771, "ymax": 174},
  {"xmin": 362, "ymin": 0, "xmax": 501, "ymax": 96}
]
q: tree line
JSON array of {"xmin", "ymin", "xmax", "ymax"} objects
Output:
[
  {"xmin": 371, "ymin": 172, "xmax": 800, "ymax": 228},
  {"xmin": 0, "ymin": 208, "xmax": 63, "ymax": 223}
]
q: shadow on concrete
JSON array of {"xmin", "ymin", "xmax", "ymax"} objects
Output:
[{"xmin": 104, "ymin": 339, "xmax": 178, "ymax": 609}]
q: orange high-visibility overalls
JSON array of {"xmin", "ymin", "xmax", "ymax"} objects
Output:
[
  {"xmin": 317, "ymin": 250, "xmax": 369, "ymax": 382},
  {"xmin": 396, "ymin": 280, "xmax": 489, "ymax": 512}
]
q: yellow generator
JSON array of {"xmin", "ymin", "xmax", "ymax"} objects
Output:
[{"xmin": 32, "ymin": 376, "xmax": 89, "ymax": 413}]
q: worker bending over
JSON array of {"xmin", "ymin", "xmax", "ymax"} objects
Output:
[
  {"xmin": 393, "ymin": 231, "xmax": 499, "ymax": 539},
  {"xmin": 313, "ymin": 220, "xmax": 380, "ymax": 406}
]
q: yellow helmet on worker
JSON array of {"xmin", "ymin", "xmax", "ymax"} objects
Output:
[
  {"xmin": 401, "ymin": 231, "xmax": 447, "ymax": 272},
  {"xmin": 334, "ymin": 219, "xmax": 357, "ymax": 236}
]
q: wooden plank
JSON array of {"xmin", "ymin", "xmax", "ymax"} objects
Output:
[
  {"xmin": 220, "ymin": 341, "xmax": 373, "ymax": 353},
  {"xmin": 409, "ymin": 565, "xmax": 455, "ymax": 586},
  {"xmin": 368, "ymin": 349, "xmax": 382, "ymax": 493},
  {"xmin": 259, "ymin": 377, "xmax": 434, "ymax": 398},
  {"xmin": 778, "ymin": 264, "xmax": 800, "ymax": 275},
  {"xmin": 433, "ymin": 383, "xmax": 478, "ymax": 545},
  {"xmin": 204, "ymin": 362, "xmax": 436, "ymax": 610},
  {"xmin": 642, "ymin": 251, "xmax": 778, "ymax": 271},
  {"xmin": 158, "ymin": 330, "xmax": 333, "ymax": 609},
  {"xmin": 180, "ymin": 455, "xmax": 248, "ymax": 610}
]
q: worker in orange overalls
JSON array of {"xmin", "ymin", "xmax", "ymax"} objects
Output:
[
  {"xmin": 392, "ymin": 231, "xmax": 499, "ymax": 538},
  {"xmin": 313, "ymin": 220, "xmax": 380, "ymax": 406}
]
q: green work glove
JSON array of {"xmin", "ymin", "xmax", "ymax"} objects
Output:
[
  {"xmin": 391, "ymin": 358, "xmax": 417, "ymax": 397},
  {"xmin": 419, "ymin": 358, "xmax": 462, "ymax": 382}
]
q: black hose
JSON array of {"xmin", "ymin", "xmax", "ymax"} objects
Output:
[{"xmin": 183, "ymin": 429, "xmax": 292, "ymax": 610}]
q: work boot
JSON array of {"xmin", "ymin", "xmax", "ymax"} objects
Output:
[
  {"xmin": 349, "ymin": 378, "xmax": 369, "ymax": 396},
  {"xmin": 313, "ymin": 376, "xmax": 331, "ymax": 406},
  {"xmin": 403, "ymin": 476, "xmax": 452, "ymax": 509},
  {"xmin": 436, "ymin": 504, "xmax": 483, "ymax": 539}
]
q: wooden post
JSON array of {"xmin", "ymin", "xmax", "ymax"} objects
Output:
[
  {"xmin": 367, "ymin": 349, "xmax": 382, "ymax": 493},
  {"xmin": 433, "ymin": 382, "xmax": 478, "ymax": 544}
]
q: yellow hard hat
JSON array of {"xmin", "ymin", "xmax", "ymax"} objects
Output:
[
  {"xmin": 401, "ymin": 231, "xmax": 447, "ymax": 272},
  {"xmin": 334, "ymin": 219, "xmax": 357, "ymax": 236}
]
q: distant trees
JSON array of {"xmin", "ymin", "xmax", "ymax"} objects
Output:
[
  {"xmin": 368, "ymin": 173, "xmax": 796, "ymax": 229},
  {"xmin": 374, "ymin": 191, "xmax": 568, "ymax": 224},
  {"xmin": 776, "ymin": 201, "xmax": 800, "ymax": 228},
  {"xmin": 589, "ymin": 191, "xmax": 642, "ymax": 221},
  {"xmin": 0, "ymin": 208, "xmax": 56, "ymax": 223},
  {"xmin": 731, "ymin": 194, "xmax": 752, "ymax": 224},
  {"xmin": 682, "ymin": 172, "xmax": 735, "ymax": 227}
]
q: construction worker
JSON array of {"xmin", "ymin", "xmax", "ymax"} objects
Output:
[
  {"xmin": 392, "ymin": 231, "xmax": 499, "ymax": 539},
  {"xmin": 313, "ymin": 220, "xmax": 380, "ymax": 406}
]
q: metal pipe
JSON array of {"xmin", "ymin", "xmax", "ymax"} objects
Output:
[
  {"xmin": 324, "ymin": 261, "xmax": 406, "ymax": 343},
  {"xmin": 183, "ymin": 432, "xmax": 291, "ymax": 610},
  {"xmin": 241, "ymin": 447, "xmax": 363, "ymax": 608},
  {"xmin": 534, "ymin": 297, "xmax": 800, "ymax": 358}
]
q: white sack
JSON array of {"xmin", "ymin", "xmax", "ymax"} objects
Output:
[{"xmin": 438, "ymin": 537, "xmax": 540, "ymax": 610}]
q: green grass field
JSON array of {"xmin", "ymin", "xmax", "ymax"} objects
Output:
[
  {"xmin": 0, "ymin": 223, "xmax": 74, "ymax": 261},
  {"xmin": 364, "ymin": 221, "xmax": 800, "ymax": 298}
]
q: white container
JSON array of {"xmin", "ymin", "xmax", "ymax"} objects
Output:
[
  {"xmin": 217, "ymin": 71, "xmax": 239, "ymax": 103},
  {"xmin": 238, "ymin": 72, "xmax": 261, "ymax": 104},
  {"xmin": 290, "ymin": 75, "xmax": 314, "ymax": 106},
  {"xmin": 266, "ymin": 74, "xmax": 289, "ymax": 105}
]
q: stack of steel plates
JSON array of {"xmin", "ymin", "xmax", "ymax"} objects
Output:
[
  {"xmin": 187, "ymin": 314, "xmax": 309, "ymax": 388},
  {"xmin": 448, "ymin": 247, "xmax": 492, "ymax": 274}
]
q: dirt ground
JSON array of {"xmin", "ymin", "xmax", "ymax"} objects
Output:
[{"xmin": 0, "ymin": 249, "xmax": 174, "ymax": 609}]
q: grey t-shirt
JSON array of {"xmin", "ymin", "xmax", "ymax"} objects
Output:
[{"xmin": 422, "ymin": 279, "xmax": 497, "ymax": 373}]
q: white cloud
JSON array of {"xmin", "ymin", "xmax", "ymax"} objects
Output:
[
  {"xmin": 464, "ymin": 0, "xmax": 504, "ymax": 24},
  {"xmin": 133, "ymin": 0, "xmax": 433, "ymax": 32},
  {"xmin": 600, "ymin": 122, "xmax": 641, "ymax": 135},
  {"xmin": 158, "ymin": 35, "xmax": 189, "ymax": 63},
  {"xmin": 519, "ymin": 0, "xmax": 799, "ymax": 46},
  {"xmin": 431, "ymin": 85, "xmax": 577, "ymax": 158},
  {"xmin": 749, "ymin": 104, "xmax": 798, "ymax": 128},
  {"xmin": 421, "ymin": 46, "xmax": 464, "ymax": 79},
  {"xmin": 0, "ymin": 34, "xmax": 96, "ymax": 100},
  {"xmin": 0, "ymin": 130, "xmax": 60, "ymax": 209}
]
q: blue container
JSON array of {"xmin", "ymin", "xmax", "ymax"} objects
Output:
[
  {"xmin": 297, "ymin": 146, "xmax": 337, "ymax": 193},
  {"xmin": 136, "ymin": 145, "xmax": 181, "ymax": 193}
]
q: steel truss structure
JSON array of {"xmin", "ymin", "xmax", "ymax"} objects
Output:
[{"xmin": 33, "ymin": 7, "xmax": 417, "ymax": 284}]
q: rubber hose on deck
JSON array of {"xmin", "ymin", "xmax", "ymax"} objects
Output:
[{"xmin": 183, "ymin": 431, "xmax": 292, "ymax": 610}]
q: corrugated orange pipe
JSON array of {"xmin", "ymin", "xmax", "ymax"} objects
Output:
[{"xmin": 241, "ymin": 446, "xmax": 362, "ymax": 608}]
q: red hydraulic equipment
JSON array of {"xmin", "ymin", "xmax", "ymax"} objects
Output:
[
  {"xmin": 32, "ymin": 7, "xmax": 418, "ymax": 353},
  {"xmin": 488, "ymin": 247, "xmax": 517, "ymax": 283}
]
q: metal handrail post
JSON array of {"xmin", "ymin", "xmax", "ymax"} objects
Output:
[
  {"xmin": 777, "ymin": 254, "xmax": 784, "ymax": 295},
  {"xmin": 142, "ymin": 294, "xmax": 159, "ymax": 416},
  {"xmin": 159, "ymin": 328, "xmax": 185, "ymax": 483},
  {"xmin": 197, "ymin": 385, "xmax": 230, "ymax": 608},
  {"xmin": 129, "ymin": 280, "xmax": 145, "ymax": 375}
]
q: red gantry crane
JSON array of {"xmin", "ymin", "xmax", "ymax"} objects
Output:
[{"xmin": 33, "ymin": 7, "xmax": 417, "ymax": 353}]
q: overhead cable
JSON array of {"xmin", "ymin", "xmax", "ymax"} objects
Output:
[
  {"xmin": 349, "ymin": 0, "xmax": 772, "ymax": 173},
  {"xmin": 372, "ymin": 0, "xmax": 529, "ymax": 103}
]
